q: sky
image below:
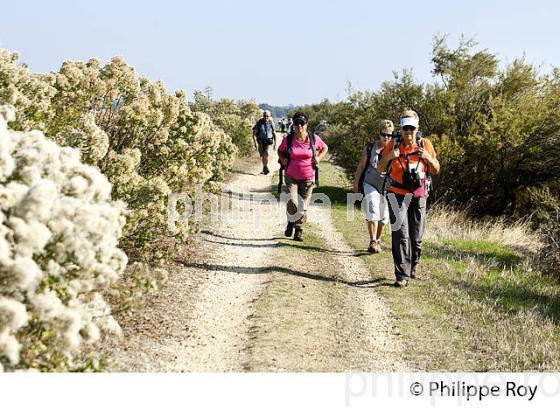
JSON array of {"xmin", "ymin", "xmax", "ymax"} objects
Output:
[{"xmin": 1, "ymin": 0, "xmax": 559, "ymax": 106}]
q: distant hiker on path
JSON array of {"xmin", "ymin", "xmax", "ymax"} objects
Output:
[
  {"xmin": 278, "ymin": 112, "xmax": 328, "ymax": 241},
  {"xmin": 286, "ymin": 118, "xmax": 293, "ymax": 134},
  {"xmin": 352, "ymin": 119, "xmax": 393, "ymax": 254},
  {"xmin": 252, "ymin": 110, "xmax": 277, "ymax": 175},
  {"xmin": 279, "ymin": 118, "xmax": 287, "ymax": 133},
  {"xmin": 378, "ymin": 110, "xmax": 440, "ymax": 288}
]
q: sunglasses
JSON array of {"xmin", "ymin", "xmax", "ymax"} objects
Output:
[
  {"xmin": 380, "ymin": 132, "xmax": 392, "ymax": 138},
  {"xmin": 402, "ymin": 125, "xmax": 416, "ymax": 131},
  {"xmin": 293, "ymin": 119, "xmax": 307, "ymax": 126}
]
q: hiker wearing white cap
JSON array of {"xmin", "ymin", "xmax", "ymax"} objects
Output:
[
  {"xmin": 252, "ymin": 110, "xmax": 277, "ymax": 175},
  {"xmin": 352, "ymin": 119, "xmax": 393, "ymax": 254},
  {"xmin": 378, "ymin": 110, "xmax": 440, "ymax": 288}
]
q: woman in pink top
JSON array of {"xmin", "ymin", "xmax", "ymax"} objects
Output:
[{"xmin": 277, "ymin": 112, "xmax": 328, "ymax": 241}]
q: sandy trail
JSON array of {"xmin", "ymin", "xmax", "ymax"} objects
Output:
[{"xmin": 109, "ymin": 151, "xmax": 406, "ymax": 371}]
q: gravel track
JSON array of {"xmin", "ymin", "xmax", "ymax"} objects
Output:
[{"xmin": 108, "ymin": 151, "xmax": 406, "ymax": 371}]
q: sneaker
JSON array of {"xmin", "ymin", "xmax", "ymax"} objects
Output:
[
  {"xmin": 394, "ymin": 279, "xmax": 408, "ymax": 288},
  {"xmin": 374, "ymin": 240, "xmax": 382, "ymax": 253},
  {"xmin": 294, "ymin": 229, "xmax": 303, "ymax": 241},
  {"xmin": 263, "ymin": 166, "xmax": 270, "ymax": 175},
  {"xmin": 367, "ymin": 240, "xmax": 376, "ymax": 254},
  {"xmin": 284, "ymin": 223, "xmax": 294, "ymax": 237},
  {"xmin": 260, "ymin": 168, "xmax": 266, "ymax": 174}
]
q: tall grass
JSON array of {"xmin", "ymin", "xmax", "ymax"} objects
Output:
[{"xmin": 425, "ymin": 203, "xmax": 542, "ymax": 254}]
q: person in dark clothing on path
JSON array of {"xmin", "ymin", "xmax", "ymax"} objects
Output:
[
  {"xmin": 252, "ymin": 110, "xmax": 277, "ymax": 175},
  {"xmin": 378, "ymin": 110, "xmax": 440, "ymax": 288}
]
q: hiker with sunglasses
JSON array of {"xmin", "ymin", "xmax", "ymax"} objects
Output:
[
  {"xmin": 378, "ymin": 110, "xmax": 440, "ymax": 288},
  {"xmin": 277, "ymin": 112, "xmax": 328, "ymax": 241},
  {"xmin": 352, "ymin": 120, "xmax": 394, "ymax": 254}
]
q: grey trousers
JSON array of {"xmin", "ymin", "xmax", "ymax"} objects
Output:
[
  {"xmin": 387, "ymin": 193, "xmax": 427, "ymax": 280},
  {"xmin": 284, "ymin": 175, "xmax": 315, "ymax": 229}
]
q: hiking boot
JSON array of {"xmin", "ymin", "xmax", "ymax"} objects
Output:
[
  {"xmin": 410, "ymin": 265, "xmax": 417, "ymax": 279},
  {"xmin": 263, "ymin": 166, "xmax": 270, "ymax": 175},
  {"xmin": 260, "ymin": 167, "xmax": 266, "ymax": 174},
  {"xmin": 394, "ymin": 279, "xmax": 408, "ymax": 288},
  {"xmin": 294, "ymin": 228, "xmax": 303, "ymax": 242},
  {"xmin": 368, "ymin": 239, "xmax": 381, "ymax": 253},
  {"xmin": 284, "ymin": 223, "xmax": 294, "ymax": 237}
]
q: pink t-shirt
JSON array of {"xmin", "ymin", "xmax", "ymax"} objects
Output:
[{"xmin": 278, "ymin": 133, "xmax": 326, "ymax": 180}]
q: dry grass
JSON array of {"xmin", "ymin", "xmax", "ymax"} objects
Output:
[
  {"xmin": 318, "ymin": 160, "xmax": 560, "ymax": 371},
  {"xmin": 425, "ymin": 203, "xmax": 542, "ymax": 254}
]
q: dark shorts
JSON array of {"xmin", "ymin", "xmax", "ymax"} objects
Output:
[{"xmin": 258, "ymin": 140, "xmax": 273, "ymax": 157}]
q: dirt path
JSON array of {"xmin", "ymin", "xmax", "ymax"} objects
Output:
[{"xmin": 109, "ymin": 151, "xmax": 406, "ymax": 371}]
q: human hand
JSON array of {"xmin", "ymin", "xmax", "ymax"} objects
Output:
[
  {"xmin": 418, "ymin": 147, "xmax": 432, "ymax": 160},
  {"xmin": 388, "ymin": 148, "xmax": 400, "ymax": 160},
  {"xmin": 352, "ymin": 182, "xmax": 359, "ymax": 193}
]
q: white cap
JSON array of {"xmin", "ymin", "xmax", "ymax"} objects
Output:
[{"xmin": 400, "ymin": 117, "xmax": 419, "ymax": 128}]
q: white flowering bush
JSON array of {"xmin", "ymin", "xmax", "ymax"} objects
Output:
[
  {"xmin": 0, "ymin": 50, "xmax": 56, "ymax": 131},
  {"xmin": 0, "ymin": 106, "xmax": 127, "ymax": 371},
  {"xmin": 41, "ymin": 58, "xmax": 237, "ymax": 263},
  {"xmin": 190, "ymin": 91, "xmax": 260, "ymax": 156},
  {"xmin": 0, "ymin": 52, "xmax": 241, "ymax": 266},
  {"xmin": 1, "ymin": 51, "xmax": 240, "ymax": 345}
]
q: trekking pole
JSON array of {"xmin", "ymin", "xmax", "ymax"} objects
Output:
[
  {"xmin": 314, "ymin": 165, "xmax": 320, "ymax": 188},
  {"xmin": 277, "ymin": 166, "xmax": 284, "ymax": 194}
]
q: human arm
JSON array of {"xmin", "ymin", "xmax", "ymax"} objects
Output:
[
  {"xmin": 252, "ymin": 127, "xmax": 258, "ymax": 149},
  {"xmin": 278, "ymin": 148, "xmax": 288, "ymax": 167},
  {"xmin": 418, "ymin": 141, "xmax": 440, "ymax": 174},
  {"xmin": 314, "ymin": 144, "xmax": 328, "ymax": 164},
  {"xmin": 312, "ymin": 136, "xmax": 328, "ymax": 165},
  {"xmin": 377, "ymin": 141, "xmax": 399, "ymax": 172},
  {"xmin": 277, "ymin": 137, "xmax": 288, "ymax": 167}
]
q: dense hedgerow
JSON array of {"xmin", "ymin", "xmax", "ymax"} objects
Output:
[
  {"xmin": 190, "ymin": 88, "xmax": 261, "ymax": 156},
  {"xmin": 0, "ymin": 51, "xmax": 241, "ymax": 267},
  {"xmin": 0, "ymin": 107, "xmax": 127, "ymax": 371},
  {"xmin": 0, "ymin": 50, "xmax": 245, "ymax": 370},
  {"xmin": 297, "ymin": 37, "xmax": 560, "ymax": 223}
]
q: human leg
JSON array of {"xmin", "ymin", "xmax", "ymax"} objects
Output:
[
  {"xmin": 293, "ymin": 179, "xmax": 315, "ymax": 241},
  {"xmin": 409, "ymin": 197, "xmax": 427, "ymax": 278},
  {"xmin": 284, "ymin": 176, "xmax": 299, "ymax": 237},
  {"xmin": 363, "ymin": 182, "xmax": 385, "ymax": 253},
  {"xmin": 388, "ymin": 193, "xmax": 411, "ymax": 282},
  {"xmin": 257, "ymin": 141, "xmax": 271, "ymax": 173}
]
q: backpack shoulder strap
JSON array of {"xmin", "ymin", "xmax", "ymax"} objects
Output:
[
  {"xmin": 365, "ymin": 141, "xmax": 376, "ymax": 167},
  {"xmin": 386, "ymin": 136, "xmax": 401, "ymax": 176},
  {"xmin": 286, "ymin": 131, "xmax": 294, "ymax": 165},
  {"xmin": 308, "ymin": 132, "xmax": 317, "ymax": 160}
]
